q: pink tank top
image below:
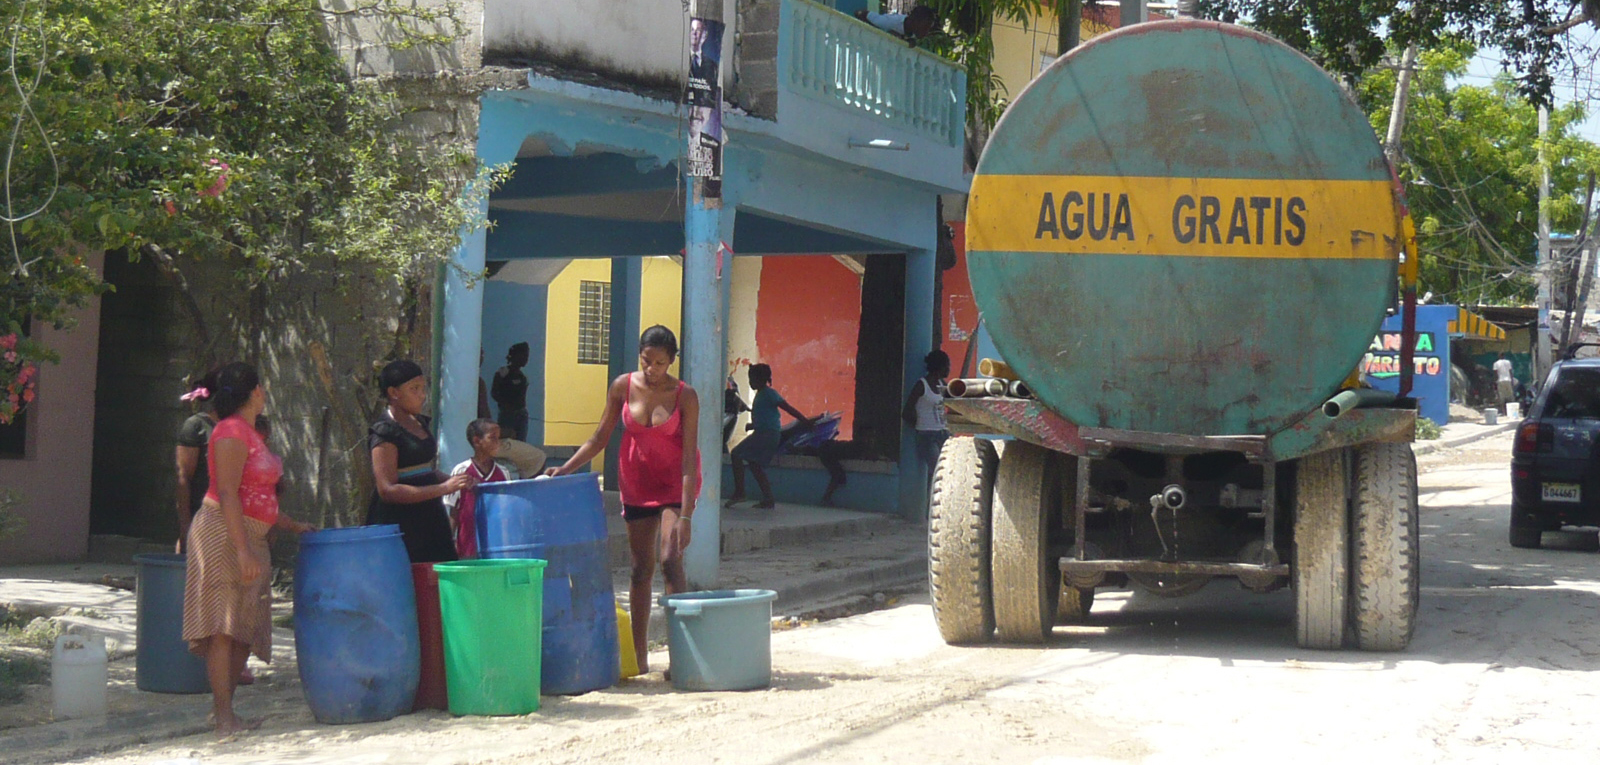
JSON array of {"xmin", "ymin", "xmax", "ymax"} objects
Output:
[
  {"xmin": 618, "ymin": 376, "xmax": 701, "ymax": 509},
  {"xmin": 204, "ymin": 415, "xmax": 282, "ymax": 524}
]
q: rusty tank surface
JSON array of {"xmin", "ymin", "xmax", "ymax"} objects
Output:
[{"xmin": 928, "ymin": 21, "xmax": 1421, "ymax": 654}]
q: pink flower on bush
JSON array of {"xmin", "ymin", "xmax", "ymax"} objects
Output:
[
  {"xmin": 0, "ymin": 334, "xmax": 15, "ymax": 351},
  {"xmin": 3, "ymin": 352, "xmax": 14, "ymax": 364},
  {"xmin": 18, "ymin": 364, "xmax": 34, "ymax": 383},
  {"xmin": 21, "ymin": 388, "xmax": 33, "ymax": 404},
  {"xmin": 200, "ymin": 159, "xmax": 231, "ymax": 198}
]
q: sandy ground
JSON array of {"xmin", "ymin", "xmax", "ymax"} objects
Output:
[{"xmin": 50, "ymin": 432, "xmax": 1600, "ymax": 763}]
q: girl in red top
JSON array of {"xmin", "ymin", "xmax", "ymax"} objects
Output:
[
  {"xmin": 180, "ymin": 362, "xmax": 314, "ymax": 736},
  {"xmin": 548, "ymin": 325, "xmax": 700, "ymax": 674}
]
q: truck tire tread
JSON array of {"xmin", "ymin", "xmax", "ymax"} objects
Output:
[
  {"xmin": 1056, "ymin": 586, "xmax": 1094, "ymax": 624},
  {"xmin": 929, "ymin": 436, "xmax": 998, "ymax": 644},
  {"xmin": 1294, "ymin": 448, "xmax": 1348, "ymax": 650},
  {"xmin": 1350, "ymin": 441, "xmax": 1420, "ymax": 651},
  {"xmin": 992, "ymin": 441, "xmax": 1061, "ymax": 643}
]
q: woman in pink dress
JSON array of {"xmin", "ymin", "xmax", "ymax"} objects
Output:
[{"xmin": 547, "ymin": 325, "xmax": 700, "ymax": 674}]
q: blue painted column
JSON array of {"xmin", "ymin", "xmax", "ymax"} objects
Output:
[
  {"xmin": 439, "ymin": 100, "xmax": 524, "ymax": 468},
  {"xmin": 604, "ymin": 257, "xmax": 644, "ymax": 487},
  {"xmin": 897, "ymin": 242, "xmax": 938, "ymax": 520},
  {"xmin": 682, "ymin": 205, "xmax": 736, "ymax": 589}
]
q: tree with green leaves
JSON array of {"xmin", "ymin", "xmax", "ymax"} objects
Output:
[
  {"xmin": 1194, "ymin": 0, "xmax": 1600, "ymax": 104},
  {"xmin": 916, "ymin": 0, "xmax": 1046, "ymax": 166},
  {"xmin": 0, "ymin": 0, "xmax": 503, "ymax": 423},
  {"xmin": 1357, "ymin": 44, "xmax": 1600, "ymax": 304}
]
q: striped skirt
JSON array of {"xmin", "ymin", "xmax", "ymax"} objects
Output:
[{"xmin": 181, "ymin": 502, "xmax": 273, "ymax": 662}]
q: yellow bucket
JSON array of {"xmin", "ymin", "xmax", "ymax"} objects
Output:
[{"xmin": 617, "ymin": 606, "xmax": 639, "ymax": 679}]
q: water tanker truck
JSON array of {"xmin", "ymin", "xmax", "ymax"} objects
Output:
[{"xmin": 932, "ymin": 20, "xmax": 1421, "ymax": 651}]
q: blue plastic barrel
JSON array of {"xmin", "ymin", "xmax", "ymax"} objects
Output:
[
  {"xmin": 294, "ymin": 525, "xmax": 420, "ymax": 724},
  {"xmin": 660, "ymin": 589, "xmax": 778, "ymax": 691},
  {"xmin": 132, "ymin": 554, "xmax": 209, "ymax": 693},
  {"xmin": 477, "ymin": 474, "xmax": 619, "ymax": 694}
]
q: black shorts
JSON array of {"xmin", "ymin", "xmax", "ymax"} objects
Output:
[{"xmin": 622, "ymin": 504, "xmax": 680, "ymax": 522}]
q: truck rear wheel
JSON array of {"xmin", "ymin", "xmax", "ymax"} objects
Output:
[
  {"xmin": 1294, "ymin": 448, "xmax": 1349, "ymax": 650},
  {"xmin": 1056, "ymin": 585, "xmax": 1094, "ymax": 624},
  {"xmin": 929, "ymin": 436, "xmax": 998, "ymax": 644},
  {"xmin": 1349, "ymin": 442, "xmax": 1420, "ymax": 651},
  {"xmin": 992, "ymin": 441, "xmax": 1061, "ymax": 642}
]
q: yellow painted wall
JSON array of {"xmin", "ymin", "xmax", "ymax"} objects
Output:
[
  {"xmin": 543, "ymin": 257, "xmax": 684, "ymax": 473},
  {"xmin": 725, "ymin": 256, "xmax": 764, "ymax": 446},
  {"xmin": 640, "ymin": 257, "xmax": 685, "ymax": 354},
  {"xmin": 991, "ymin": 11, "xmax": 1115, "ymax": 106}
]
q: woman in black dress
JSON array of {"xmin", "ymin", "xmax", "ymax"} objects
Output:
[{"xmin": 367, "ymin": 360, "xmax": 474, "ymax": 563}]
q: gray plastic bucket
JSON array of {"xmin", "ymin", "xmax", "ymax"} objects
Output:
[
  {"xmin": 133, "ymin": 554, "xmax": 209, "ymax": 693},
  {"xmin": 659, "ymin": 589, "xmax": 777, "ymax": 691}
]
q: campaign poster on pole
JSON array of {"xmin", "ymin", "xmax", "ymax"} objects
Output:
[{"xmin": 686, "ymin": 17, "xmax": 723, "ymax": 197}]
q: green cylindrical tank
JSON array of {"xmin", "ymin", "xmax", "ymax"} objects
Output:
[{"xmin": 966, "ymin": 21, "xmax": 1401, "ymax": 437}]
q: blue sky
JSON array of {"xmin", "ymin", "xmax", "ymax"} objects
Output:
[{"xmin": 1461, "ymin": 26, "xmax": 1599, "ymax": 143}]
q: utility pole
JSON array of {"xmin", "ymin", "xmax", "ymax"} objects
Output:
[
  {"xmin": 1537, "ymin": 106, "xmax": 1554, "ymax": 382},
  {"xmin": 1383, "ymin": 45, "xmax": 1419, "ymax": 168},
  {"xmin": 683, "ymin": 0, "xmax": 726, "ymax": 589},
  {"xmin": 1120, "ymin": 0, "xmax": 1147, "ymax": 27},
  {"xmin": 1057, "ymin": 0, "xmax": 1080, "ymax": 54}
]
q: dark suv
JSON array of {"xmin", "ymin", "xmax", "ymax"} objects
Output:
[{"xmin": 1510, "ymin": 359, "xmax": 1600, "ymax": 548}]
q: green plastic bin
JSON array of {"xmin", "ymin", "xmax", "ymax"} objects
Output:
[{"xmin": 433, "ymin": 559, "xmax": 546, "ymax": 715}]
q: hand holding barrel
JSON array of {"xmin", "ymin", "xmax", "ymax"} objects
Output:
[{"xmin": 443, "ymin": 471, "xmax": 478, "ymax": 495}]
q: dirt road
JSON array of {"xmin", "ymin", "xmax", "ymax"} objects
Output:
[{"xmin": 68, "ymin": 433, "xmax": 1600, "ymax": 764}]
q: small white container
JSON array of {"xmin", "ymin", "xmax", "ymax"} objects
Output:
[
  {"xmin": 1507, "ymin": 402, "xmax": 1521, "ymax": 420},
  {"xmin": 1483, "ymin": 408, "xmax": 1499, "ymax": 426},
  {"xmin": 52, "ymin": 633, "xmax": 108, "ymax": 720}
]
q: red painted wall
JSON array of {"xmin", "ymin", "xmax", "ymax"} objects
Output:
[
  {"xmin": 941, "ymin": 221, "xmax": 981, "ymax": 376},
  {"xmin": 752, "ymin": 256, "xmax": 862, "ymax": 438}
]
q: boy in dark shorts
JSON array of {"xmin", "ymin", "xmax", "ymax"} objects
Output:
[{"xmin": 728, "ymin": 364, "xmax": 812, "ymax": 509}]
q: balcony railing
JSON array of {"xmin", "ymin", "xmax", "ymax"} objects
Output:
[{"xmin": 783, "ymin": 0, "xmax": 966, "ymax": 147}]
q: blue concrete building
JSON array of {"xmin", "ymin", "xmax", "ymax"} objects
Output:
[{"xmin": 433, "ymin": 0, "xmax": 969, "ymax": 585}]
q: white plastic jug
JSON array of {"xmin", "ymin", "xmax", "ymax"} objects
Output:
[{"xmin": 52, "ymin": 633, "xmax": 108, "ymax": 720}]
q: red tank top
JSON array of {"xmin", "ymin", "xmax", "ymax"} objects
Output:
[{"xmin": 618, "ymin": 376, "xmax": 701, "ymax": 509}]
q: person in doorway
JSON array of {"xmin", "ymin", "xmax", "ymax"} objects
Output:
[
  {"xmin": 368, "ymin": 360, "xmax": 474, "ymax": 563},
  {"xmin": 444, "ymin": 418, "xmax": 519, "ymax": 560},
  {"xmin": 1494, "ymin": 352, "xmax": 1516, "ymax": 414},
  {"xmin": 546, "ymin": 325, "xmax": 700, "ymax": 676},
  {"xmin": 903, "ymin": 350, "xmax": 951, "ymax": 491},
  {"xmin": 180, "ymin": 362, "xmax": 314, "ymax": 737},
  {"xmin": 728, "ymin": 363, "xmax": 813, "ymax": 509},
  {"xmin": 492, "ymin": 342, "xmax": 531, "ymax": 442}
]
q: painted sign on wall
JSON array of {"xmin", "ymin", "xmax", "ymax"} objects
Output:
[{"xmin": 1362, "ymin": 304, "xmax": 1457, "ymax": 426}]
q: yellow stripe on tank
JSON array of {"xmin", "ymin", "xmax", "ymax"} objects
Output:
[{"xmin": 967, "ymin": 175, "xmax": 1401, "ymax": 259}]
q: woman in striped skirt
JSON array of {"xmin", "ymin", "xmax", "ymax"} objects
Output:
[{"xmin": 181, "ymin": 362, "xmax": 314, "ymax": 736}]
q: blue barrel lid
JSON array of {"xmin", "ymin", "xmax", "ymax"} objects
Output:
[
  {"xmin": 476, "ymin": 472, "xmax": 600, "ymax": 496},
  {"xmin": 133, "ymin": 552, "xmax": 187, "ymax": 568},
  {"xmin": 299, "ymin": 524, "xmax": 402, "ymax": 546}
]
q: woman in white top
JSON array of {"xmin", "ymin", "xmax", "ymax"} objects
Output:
[{"xmin": 903, "ymin": 350, "xmax": 951, "ymax": 492}]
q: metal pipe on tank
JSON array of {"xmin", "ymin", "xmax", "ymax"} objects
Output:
[
  {"xmin": 978, "ymin": 358, "xmax": 1018, "ymax": 380},
  {"xmin": 948, "ymin": 378, "xmax": 1007, "ymax": 398},
  {"xmin": 1007, "ymin": 380, "xmax": 1032, "ymax": 398},
  {"xmin": 1322, "ymin": 389, "xmax": 1398, "ymax": 419}
]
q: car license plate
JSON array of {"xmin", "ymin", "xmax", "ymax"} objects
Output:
[{"xmin": 1543, "ymin": 483, "xmax": 1582, "ymax": 503}]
